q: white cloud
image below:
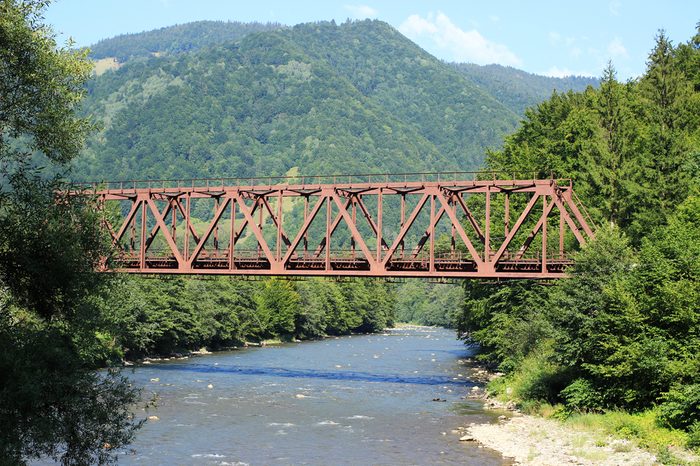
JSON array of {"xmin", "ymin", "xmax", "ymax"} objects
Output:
[
  {"xmin": 399, "ymin": 12, "xmax": 522, "ymax": 66},
  {"xmin": 609, "ymin": 0, "xmax": 621, "ymax": 16},
  {"xmin": 344, "ymin": 4, "xmax": 378, "ymax": 19},
  {"xmin": 548, "ymin": 31, "xmax": 562, "ymax": 45},
  {"xmin": 607, "ymin": 37, "xmax": 628, "ymax": 58},
  {"xmin": 489, "ymin": 15, "xmax": 500, "ymax": 23},
  {"xmin": 543, "ymin": 66, "xmax": 595, "ymax": 78}
]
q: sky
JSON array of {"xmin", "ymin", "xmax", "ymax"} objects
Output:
[{"xmin": 45, "ymin": 0, "xmax": 697, "ymax": 80}]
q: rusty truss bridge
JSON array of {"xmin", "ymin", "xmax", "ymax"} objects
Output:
[{"xmin": 79, "ymin": 172, "xmax": 595, "ymax": 279}]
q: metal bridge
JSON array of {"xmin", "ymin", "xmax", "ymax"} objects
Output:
[{"xmin": 79, "ymin": 172, "xmax": 595, "ymax": 279}]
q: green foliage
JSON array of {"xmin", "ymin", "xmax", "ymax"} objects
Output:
[
  {"xmin": 687, "ymin": 422, "xmax": 700, "ymax": 451},
  {"xmin": 102, "ymin": 276, "xmax": 397, "ymax": 357},
  {"xmin": 0, "ymin": 0, "xmax": 93, "ymax": 165},
  {"xmin": 458, "ymin": 24, "xmax": 700, "ymax": 434},
  {"xmin": 254, "ymin": 278, "xmax": 300, "ymax": 338},
  {"xmin": 560, "ymin": 379, "xmax": 604, "ymax": 414},
  {"xmin": 453, "ymin": 63, "xmax": 598, "ymax": 115},
  {"xmin": 89, "ymin": 20, "xmax": 283, "ymax": 62},
  {"xmin": 658, "ymin": 384, "xmax": 700, "ymax": 430},
  {"xmin": 0, "ymin": 1, "xmax": 142, "ymax": 462},
  {"xmin": 488, "ymin": 341, "xmax": 568, "ymax": 404},
  {"xmin": 394, "ymin": 280, "xmax": 463, "ymax": 327},
  {"xmin": 458, "ymin": 280, "xmax": 553, "ymax": 372}
]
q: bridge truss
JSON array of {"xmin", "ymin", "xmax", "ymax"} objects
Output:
[{"xmin": 82, "ymin": 174, "xmax": 595, "ymax": 279}]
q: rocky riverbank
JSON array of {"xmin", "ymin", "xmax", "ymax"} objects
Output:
[
  {"xmin": 458, "ymin": 409, "xmax": 658, "ymax": 465},
  {"xmin": 457, "ymin": 359, "xmax": 697, "ymax": 465}
]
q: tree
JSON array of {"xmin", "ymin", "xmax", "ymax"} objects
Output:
[
  {"xmin": 0, "ymin": 1, "xmax": 142, "ymax": 463},
  {"xmin": 254, "ymin": 278, "xmax": 300, "ymax": 338}
]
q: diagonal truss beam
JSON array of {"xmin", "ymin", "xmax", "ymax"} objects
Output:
[
  {"xmin": 232, "ymin": 192, "xmax": 276, "ymax": 266},
  {"xmin": 381, "ymin": 193, "xmax": 429, "ymax": 266},
  {"xmin": 491, "ymin": 193, "xmax": 541, "ymax": 264},
  {"xmin": 435, "ymin": 191, "xmax": 483, "ymax": 264},
  {"xmin": 145, "ymin": 199, "xmax": 185, "ymax": 265}
]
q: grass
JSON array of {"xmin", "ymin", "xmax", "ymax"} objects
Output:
[
  {"xmin": 485, "ymin": 357, "xmax": 698, "ymax": 465},
  {"xmin": 93, "ymin": 57, "xmax": 121, "ymax": 76},
  {"xmin": 565, "ymin": 409, "xmax": 689, "ymax": 454}
]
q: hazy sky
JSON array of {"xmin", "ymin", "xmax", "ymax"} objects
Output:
[{"xmin": 45, "ymin": 0, "xmax": 697, "ymax": 80}]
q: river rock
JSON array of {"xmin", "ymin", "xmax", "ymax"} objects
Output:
[
  {"xmin": 207, "ymin": 384, "xmax": 214, "ymax": 389},
  {"xmin": 148, "ymin": 415, "xmax": 159, "ymax": 421},
  {"xmin": 459, "ymin": 433, "xmax": 476, "ymax": 441}
]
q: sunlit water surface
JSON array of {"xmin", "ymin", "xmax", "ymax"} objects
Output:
[{"xmin": 118, "ymin": 326, "xmax": 508, "ymax": 465}]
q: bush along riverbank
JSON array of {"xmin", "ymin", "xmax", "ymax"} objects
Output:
[
  {"xmin": 458, "ymin": 364, "xmax": 699, "ymax": 465},
  {"xmin": 97, "ymin": 276, "xmax": 396, "ymax": 362},
  {"xmin": 452, "ymin": 28, "xmax": 700, "ymax": 465}
]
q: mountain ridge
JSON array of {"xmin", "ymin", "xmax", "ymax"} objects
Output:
[{"xmin": 74, "ymin": 20, "xmax": 598, "ymax": 183}]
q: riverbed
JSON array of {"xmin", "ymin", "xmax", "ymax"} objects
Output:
[{"xmin": 119, "ymin": 326, "xmax": 509, "ymax": 465}]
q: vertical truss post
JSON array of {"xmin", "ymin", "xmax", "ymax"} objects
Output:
[
  {"xmin": 504, "ymin": 192, "xmax": 510, "ymax": 238},
  {"xmin": 258, "ymin": 197, "xmax": 263, "ymax": 259},
  {"xmin": 542, "ymin": 195, "xmax": 548, "ymax": 273},
  {"xmin": 325, "ymin": 193, "xmax": 331, "ymax": 271},
  {"xmin": 184, "ymin": 194, "xmax": 190, "ymax": 262},
  {"xmin": 376, "ymin": 188, "xmax": 383, "ymax": 264},
  {"xmin": 450, "ymin": 195, "xmax": 456, "ymax": 256},
  {"xmin": 303, "ymin": 195, "xmax": 309, "ymax": 256},
  {"xmin": 400, "ymin": 193, "xmax": 405, "ymax": 259},
  {"xmin": 559, "ymin": 202, "xmax": 565, "ymax": 259},
  {"xmin": 485, "ymin": 185, "xmax": 491, "ymax": 262},
  {"xmin": 276, "ymin": 190, "xmax": 283, "ymax": 262},
  {"xmin": 351, "ymin": 196, "xmax": 356, "ymax": 259},
  {"xmin": 171, "ymin": 199, "xmax": 177, "ymax": 244},
  {"xmin": 139, "ymin": 199, "xmax": 146, "ymax": 269},
  {"xmin": 429, "ymin": 193, "xmax": 435, "ymax": 272},
  {"xmin": 213, "ymin": 197, "xmax": 220, "ymax": 255},
  {"xmin": 129, "ymin": 209, "xmax": 136, "ymax": 252},
  {"xmin": 229, "ymin": 196, "xmax": 236, "ymax": 270}
]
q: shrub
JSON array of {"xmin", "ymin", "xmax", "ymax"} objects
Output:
[
  {"xmin": 687, "ymin": 422, "xmax": 700, "ymax": 451},
  {"xmin": 657, "ymin": 384, "xmax": 700, "ymax": 430},
  {"xmin": 560, "ymin": 378, "xmax": 604, "ymax": 414}
]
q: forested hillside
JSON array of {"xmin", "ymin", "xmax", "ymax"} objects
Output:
[
  {"xmin": 454, "ymin": 63, "xmax": 598, "ymax": 115},
  {"xmin": 88, "ymin": 20, "xmax": 284, "ymax": 62},
  {"xmin": 456, "ymin": 27, "xmax": 700, "ymax": 455},
  {"xmin": 73, "ymin": 20, "xmax": 535, "ymax": 182}
]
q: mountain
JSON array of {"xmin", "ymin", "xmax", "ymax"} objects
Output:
[
  {"xmin": 453, "ymin": 63, "xmax": 599, "ymax": 115},
  {"xmin": 88, "ymin": 20, "xmax": 284, "ymax": 62},
  {"xmin": 73, "ymin": 20, "xmax": 595, "ymax": 182}
]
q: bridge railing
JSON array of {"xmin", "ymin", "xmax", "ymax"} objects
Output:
[{"xmin": 72, "ymin": 171, "xmax": 572, "ymax": 192}]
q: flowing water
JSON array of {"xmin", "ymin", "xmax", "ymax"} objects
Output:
[{"xmin": 119, "ymin": 326, "xmax": 509, "ymax": 465}]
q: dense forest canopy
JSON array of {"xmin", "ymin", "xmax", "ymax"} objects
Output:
[
  {"xmin": 456, "ymin": 25, "xmax": 700, "ymax": 451},
  {"xmin": 88, "ymin": 20, "xmax": 284, "ymax": 62},
  {"xmin": 0, "ymin": 1, "xmax": 143, "ymax": 462}
]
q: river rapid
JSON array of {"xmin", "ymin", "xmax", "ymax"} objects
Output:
[{"xmin": 120, "ymin": 326, "xmax": 509, "ymax": 465}]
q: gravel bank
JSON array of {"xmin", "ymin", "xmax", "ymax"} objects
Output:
[{"xmin": 463, "ymin": 414, "xmax": 659, "ymax": 465}]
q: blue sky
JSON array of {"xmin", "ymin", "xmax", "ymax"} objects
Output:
[{"xmin": 45, "ymin": 0, "xmax": 697, "ymax": 80}]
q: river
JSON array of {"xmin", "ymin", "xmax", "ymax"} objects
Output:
[{"xmin": 119, "ymin": 326, "xmax": 509, "ymax": 465}]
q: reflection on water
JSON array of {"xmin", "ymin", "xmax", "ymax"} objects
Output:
[
  {"xmin": 119, "ymin": 326, "xmax": 508, "ymax": 465},
  {"xmin": 148, "ymin": 362, "xmax": 475, "ymax": 386}
]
